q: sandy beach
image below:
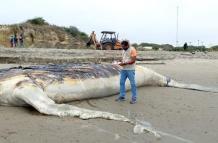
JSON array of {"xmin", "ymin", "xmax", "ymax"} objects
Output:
[{"xmin": 0, "ymin": 51, "xmax": 218, "ymax": 143}]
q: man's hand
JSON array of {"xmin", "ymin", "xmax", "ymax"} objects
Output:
[
  {"xmin": 119, "ymin": 62, "xmax": 127, "ymax": 66},
  {"xmin": 119, "ymin": 56, "xmax": 136, "ymax": 66}
]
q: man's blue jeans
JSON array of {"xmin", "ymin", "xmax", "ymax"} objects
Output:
[{"xmin": 119, "ymin": 70, "xmax": 137, "ymax": 101}]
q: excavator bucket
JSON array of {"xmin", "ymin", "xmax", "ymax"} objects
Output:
[{"xmin": 114, "ymin": 41, "xmax": 122, "ymax": 50}]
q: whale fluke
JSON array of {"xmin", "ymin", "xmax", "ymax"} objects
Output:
[{"xmin": 167, "ymin": 79, "xmax": 218, "ymax": 93}]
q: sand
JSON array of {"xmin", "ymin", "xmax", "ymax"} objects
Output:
[{"xmin": 0, "ymin": 58, "xmax": 218, "ymax": 143}]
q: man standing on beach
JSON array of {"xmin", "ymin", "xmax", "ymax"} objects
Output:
[{"xmin": 115, "ymin": 40, "xmax": 137, "ymax": 104}]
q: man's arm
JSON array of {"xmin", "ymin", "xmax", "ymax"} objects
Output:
[
  {"xmin": 119, "ymin": 48, "xmax": 137, "ymax": 66},
  {"xmin": 119, "ymin": 56, "xmax": 136, "ymax": 66}
]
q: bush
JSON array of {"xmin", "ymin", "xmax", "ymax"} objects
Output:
[
  {"xmin": 132, "ymin": 43, "xmax": 138, "ymax": 48},
  {"xmin": 27, "ymin": 17, "xmax": 48, "ymax": 25},
  {"xmin": 210, "ymin": 45, "xmax": 218, "ymax": 51},
  {"xmin": 63, "ymin": 26, "xmax": 88, "ymax": 42},
  {"xmin": 139, "ymin": 42, "xmax": 161, "ymax": 50},
  {"xmin": 64, "ymin": 26, "xmax": 79, "ymax": 37},
  {"xmin": 171, "ymin": 46, "xmax": 206, "ymax": 52},
  {"xmin": 79, "ymin": 32, "xmax": 89, "ymax": 41}
]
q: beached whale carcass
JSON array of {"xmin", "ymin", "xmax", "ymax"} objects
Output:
[{"xmin": 0, "ymin": 63, "xmax": 217, "ymax": 136}]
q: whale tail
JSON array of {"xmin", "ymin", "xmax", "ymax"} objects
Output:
[{"xmin": 167, "ymin": 78, "xmax": 218, "ymax": 93}]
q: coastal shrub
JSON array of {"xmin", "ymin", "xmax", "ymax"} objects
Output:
[
  {"xmin": 64, "ymin": 26, "xmax": 79, "ymax": 37},
  {"xmin": 132, "ymin": 43, "xmax": 138, "ymax": 48},
  {"xmin": 171, "ymin": 46, "xmax": 206, "ymax": 52},
  {"xmin": 79, "ymin": 32, "xmax": 89, "ymax": 41},
  {"xmin": 210, "ymin": 45, "xmax": 218, "ymax": 51},
  {"xmin": 27, "ymin": 17, "xmax": 48, "ymax": 25},
  {"xmin": 64, "ymin": 26, "xmax": 88, "ymax": 42}
]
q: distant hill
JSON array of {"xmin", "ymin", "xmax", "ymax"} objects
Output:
[
  {"xmin": 0, "ymin": 17, "xmax": 88, "ymax": 49},
  {"xmin": 134, "ymin": 42, "xmax": 174, "ymax": 51},
  {"xmin": 210, "ymin": 45, "xmax": 218, "ymax": 51}
]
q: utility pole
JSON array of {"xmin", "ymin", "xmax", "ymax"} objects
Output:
[{"xmin": 176, "ymin": 6, "xmax": 179, "ymax": 47}]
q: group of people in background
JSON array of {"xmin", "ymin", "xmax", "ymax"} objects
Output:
[{"xmin": 10, "ymin": 33, "xmax": 24, "ymax": 47}]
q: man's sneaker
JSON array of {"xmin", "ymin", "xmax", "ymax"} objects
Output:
[
  {"xmin": 130, "ymin": 100, "xmax": 137, "ymax": 104},
  {"xmin": 115, "ymin": 97, "xmax": 125, "ymax": 102}
]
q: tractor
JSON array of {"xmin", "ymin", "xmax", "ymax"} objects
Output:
[
  {"xmin": 99, "ymin": 31, "xmax": 121, "ymax": 50},
  {"xmin": 86, "ymin": 31, "xmax": 122, "ymax": 50}
]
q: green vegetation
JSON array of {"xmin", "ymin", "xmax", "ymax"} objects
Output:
[
  {"xmin": 133, "ymin": 42, "xmax": 208, "ymax": 52},
  {"xmin": 210, "ymin": 45, "xmax": 218, "ymax": 51},
  {"xmin": 26, "ymin": 17, "xmax": 89, "ymax": 42},
  {"xmin": 63, "ymin": 26, "xmax": 89, "ymax": 41},
  {"xmin": 26, "ymin": 17, "xmax": 48, "ymax": 25},
  {"xmin": 171, "ymin": 46, "xmax": 206, "ymax": 52},
  {"xmin": 135, "ymin": 43, "xmax": 174, "ymax": 51},
  {"xmin": 139, "ymin": 43, "xmax": 161, "ymax": 50},
  {"xmin": 131, "ymin": 43, "xmax": 138, "ymax": 48},
  {"xmin": 79, "ymin": 32, "xmax": 89, "ymax": 41},
  {"xmin": 63, "ymin": 26, "xmax": 78, "ymax": 37}
]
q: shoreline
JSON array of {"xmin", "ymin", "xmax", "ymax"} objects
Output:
[{"xmin": 1, "ymin": 47, "xmax": 218, "ymax": 64}]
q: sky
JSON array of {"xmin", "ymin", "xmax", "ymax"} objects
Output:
[{"xmin": 0, "ymin": 0, "xmax": 218, "ymax": 47}]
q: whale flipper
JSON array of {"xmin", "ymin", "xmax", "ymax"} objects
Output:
[
  {"xmin": 13, "ymin": 82, "xmax": 130, "ymax": 120},
  {"xmin": 13, "ymin": 82, "xmax": 160, "ymax": 137}
]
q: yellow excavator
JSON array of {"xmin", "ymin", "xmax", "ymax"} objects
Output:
[{"xmin": 86, "ymin": 31, "xmax": 122, "ymax": 50}]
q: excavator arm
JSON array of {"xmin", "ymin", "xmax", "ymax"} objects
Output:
[{"xmin": 86, "ymin": 31, "xmax": 101, "ymax": 49}]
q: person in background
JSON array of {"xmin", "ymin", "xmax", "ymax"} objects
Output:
[
  {"xmin": 19, "ymin": 33, "xmax": 24, "ymax": 47},
  {"xmin": 115, "ymin": 40, "xmax": 137, "ymax": 104},
  {"xmin": 13, "ymin": 34, "xmax": 18, "ymax": 47},
  {"xmin": 9, "ymin": 35, "xmax": 14, "ymax": 47},
  {"xmin": 183, "ymin": 42, "xmax": 188, "ymax": 51}
]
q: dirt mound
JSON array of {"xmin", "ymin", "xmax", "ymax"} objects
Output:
[{"xmin": 0, "ymin": 21, "xmax": 86, "ymax": 49}]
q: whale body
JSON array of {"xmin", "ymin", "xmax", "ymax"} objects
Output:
[{"xmin": 0, "ymin": 63, "xmax": 217, "ymax": 136}]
